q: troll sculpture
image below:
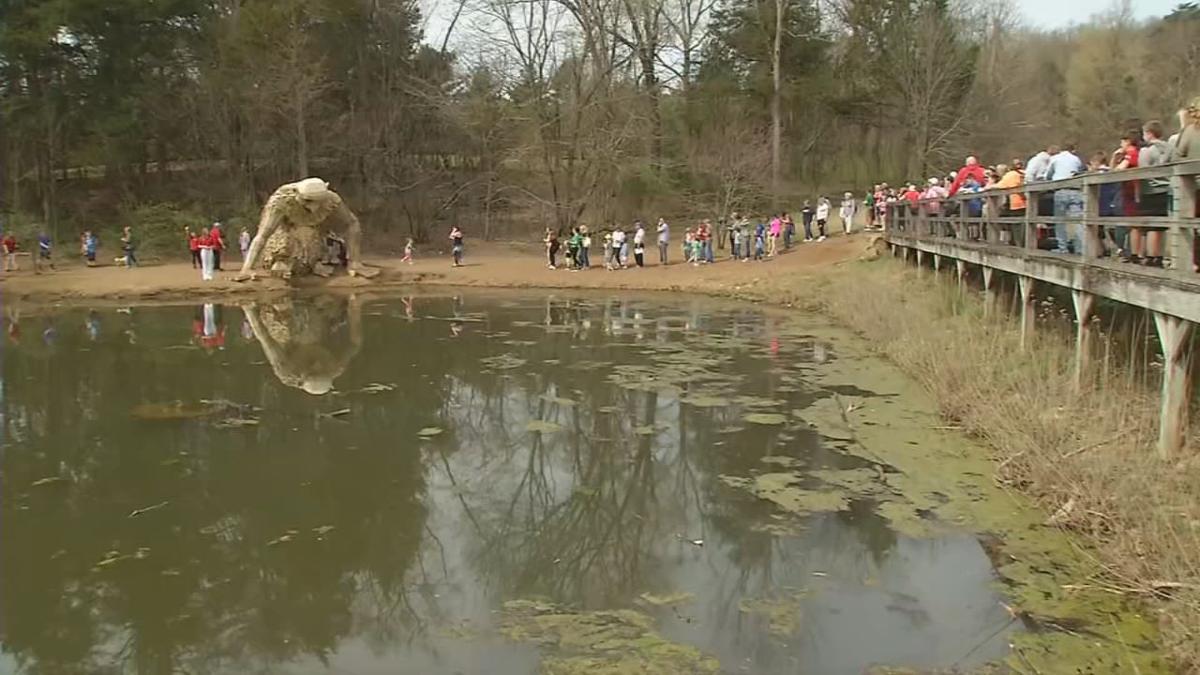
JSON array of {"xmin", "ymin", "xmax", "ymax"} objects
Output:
[
  {"xmin": 235, "ymin": 178, "xmax": 377, "ymax": 281},
  {"xmin": 241, "ymin": 294, "xmax": 362, "ymax": 396}
]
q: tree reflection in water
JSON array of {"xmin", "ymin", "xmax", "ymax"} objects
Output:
[{"xmin": 1, "ymin": 294, "xmax": 1018, "ymax": 675}]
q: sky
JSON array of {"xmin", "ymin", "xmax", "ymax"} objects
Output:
[{"xmin": 1013, "ymin": 0, "xmax": 1183, "ymax": 29}]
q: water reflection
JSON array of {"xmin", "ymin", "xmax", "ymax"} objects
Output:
[
  {"xmin": 241, "ymin": 295, "xmax": 361, "ymax": 395},
  {"xmin": 2, "ymin": 294, "xmax": 1019, "ymax": 675}
]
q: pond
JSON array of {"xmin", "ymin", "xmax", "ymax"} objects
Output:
[{"xmin": 0, "ymin": 292, "xmax": 1166, "ymax": 674}]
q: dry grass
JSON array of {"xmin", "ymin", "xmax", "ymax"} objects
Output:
[{"xmin": 807, "ymin": 260, "xmax": 1200, "ymax": 672}]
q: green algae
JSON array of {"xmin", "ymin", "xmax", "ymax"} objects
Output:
[
  {"xmin": 719, "ymin": 472, "xmax": 850, "ymax": 515},
  {"xmin": 738, "ymin": 589, "xmax": 807, "ymax": 639},
  {"xmin": 499, "ymin": 600, "xmax": 719, "ymax": 675},
  {"xmin": 780, "ymin": 322, "xmax": 1169, "ymax": 674}
]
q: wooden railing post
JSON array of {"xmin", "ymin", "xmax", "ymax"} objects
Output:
[
  {"xmin": 1025, "ymin": 187, "xmax": 1038, "ymax": 251},
  {"xmin": 1083, "ymin": 177, "xmax": 1101, "ymax": 259},
  {"xmin": 1170, "ymin": 171, "xmax": 1196, "ymax": 276}
]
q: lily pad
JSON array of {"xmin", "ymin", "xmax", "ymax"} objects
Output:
[
  {"xmin": 417, "ymin": 427, "xmax": 444, "ymax": 437},
  {"xmin": 744, "ymin": 412, "xmax": 787, "ymax": 425},
  {"xmin": 526, "ymin": 420, "xmax": 563, "ymax": 433}
]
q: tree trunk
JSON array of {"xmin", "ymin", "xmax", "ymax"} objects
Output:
[
  {"xmin": 771, "ymin": 0, "xmax": 784, "ymax": 192},
  {"xmin": 296, "ymin": 87, "xmax": 309, "ymax": 177}
]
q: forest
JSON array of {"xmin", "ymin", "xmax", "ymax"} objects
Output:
[{"xmin": 1, "ymin": 0, "xmax": 1198, "ymax": 251}]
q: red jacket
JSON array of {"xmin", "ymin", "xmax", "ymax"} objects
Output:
[
  {"xmin": 209, "ymin": 227, "xmax": 224, "ymax": 251},
  {"xmin": 2, "ymin": 236, "xmax": 17, "ymax": 253},
  {"xmin": 188, "ymin": 235, "xmax": 200, "ymax": 252},
  {"xmin": 948, "ymin": 164, "xmax": 988, "ymax": 196}
]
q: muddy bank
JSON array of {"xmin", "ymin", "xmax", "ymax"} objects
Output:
[{"xmin": 0, "ymin": 237, "xmax": 867, "ymax": 306}]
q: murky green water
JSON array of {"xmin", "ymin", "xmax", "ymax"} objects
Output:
[{"xmin": 0, "ymin": 293, "xmax": 1165, "ymax": 674}]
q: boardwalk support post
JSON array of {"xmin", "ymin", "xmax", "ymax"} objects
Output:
[
  {"xmin": 933, "ymin": 254, "xmax": 942, "ymax": 272},
  {"xmin": 1071, "ymin": 290, "xmax": 1096, "ymax": 391},
  {"xmin": 956, "ymin": 259, "xmax": 967, "ymax": 286},
  {"xmin": 982, "ymin": 267, "xmax": 996, "ymax": 317},
  {"xmin": 916, "ymin": 249, "xmax": 924, "ymax": 267},
  {"xmin": 1019, "ymin": 275, "xmax": 1036, "ymax": 351},
  {"xmin": 1153, "ymin": 312, "xmax": 1193, "ymax": 458},
  {"xmin": 902, "ymin": 247, "xmax": 910, "ymax": 263}
]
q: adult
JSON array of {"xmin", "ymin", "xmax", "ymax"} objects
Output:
[
  {"xmin": 947, "ymin": 156, "xmax": 988, "ymax": 196},
  {"xmin": 839, "ymin": 193, "xmax": 857, "ymax": 235},
  {"xmin": 121, "ymin": 226, "xmax": 138, "ymax": 268},
  {"xmin": 35, "ymin": 232, "xmax": 53, "ymax": 273},
  {"xmin": 579, "ymin": 225, "xmax": 591, "ymax": 269},
  {"xmin": 815, "ymin": 198, "xmax": 831, "ymax": 241},
  {"xmin": 545, "ymin": 228, "xmax": 560, "ymax": 269},
  {"xmin": 782, "ymin": 212, "xmax": 795, "ymax": 249},
  {"xmin": 209, "ymin": 222, "xmax": 225, "ymax": 271},
  {"xmin": 767, "ymin": 214, "xmax": 782, "ymax": 256},
  {"xmin": 801, "ymin": 201, "xmax": 815, "ymax": 241},
  {"xmin": 449, "ymin": 225, "xmax": 464, "ymax": 267},
  {"xmin": 656, "ymin": 217, "xmax": 670, "ymax": 264},
  {"xmin": 611, "ymin": 227, "xmax": 626, "ymax": 268},
  {"xmin": 3, "ymin": 232, "xmax": 18, "ymax": 271},
  {"xmin": 1138, "ymin": 120, "xmax": 1174, "ymax": 267},
  {"xmin": 239, "ymin": 229, "xmax": 252, "ymax": 261},
  {"xmin": 1173, "ymin": 96, "xmax": 1200, "ymax": 159},
  {"xmin": 199, "ymin": 228, "xmax": 216, "ymax": 281},
  {"xmin": 1047, "ymin": 144, "xmax": 1086, "ymax": 255},
  {"xmin": 992, "ymin": 160, "xmax": 1026, "ymax": 245},
  {"xmin": 863, "ymin": 187, "xmax": 877, "ymax": 229},
  {"xmin": 921, "ymin": 178, "xmax": 948, "ymax": 235},
  {"xmin": 633, "ymin": 221, "xmax": 646, "ymax": 268}
]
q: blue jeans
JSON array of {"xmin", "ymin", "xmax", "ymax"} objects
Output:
[
  {"xmin": 124, "ymin": 249, "xmax": 138, "ymax": 267},
  {"xmin": 703, "ymin": 240, "xmax": 714, "ymax": 263},
  {"xmin": 803, "ymin": 221, "xmax": 813, "ymax": 240},
  {"xmin": 1053, "ymin": 189, "xmax": 1084, "ymax": 254},
  {"xmin": 579, "ymin": 247, "xmax": 590, "ymax": 268},
  {"xmin": 732, "ymin": 241, "xmax": 741, "ymax": 259},
  {"xmin": 784, "ymin": 227, "xmax": 793, "ymax": 249}
]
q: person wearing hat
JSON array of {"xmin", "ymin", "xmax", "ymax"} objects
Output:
[{"xmin": 839, "ymin": 192, "xmax": 857, "ymax": 235}]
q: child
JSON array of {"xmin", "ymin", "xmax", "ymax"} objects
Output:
[
  {"xmin": 684, "ymin": 229, "xmax": 696, "ymax": 264},
  {"xmin": 186, "ymin": 229, "xmax": 201, "ymax": 268},
  {"xmin": 579, "ymin": 226, "xmax": 591, "ymax": 269},
  {"xmin": 691, "ymin": 233, "xmax": 703, "ymax": 266},
  {"xmin": 82, "ymin": 230, "xmax": 98, "ymax": 266},
  {"xmin": 603, "ymin": 232, "xmax": 615, "ymax": 270},
  {"xmin": 121, "ymin": 226, "xmax": 138, "ymax": 268},
  {"xmin": 401, "ymin": 237, "xmax": 415, "ymax": 264},
  {"xmin": 239, "ymin": 229, "xmax": 252, "ymax": 260},
  {"xmin": 754, "ymin": 221, "xmax": 766, "ymax": 261},
  {"xmin": 732, "ymin": 224, "xmax": 743, "ymax": 260}
]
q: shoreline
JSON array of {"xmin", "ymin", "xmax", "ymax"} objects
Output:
[{"xmin": 0, "ymin": 236, "xmax": 868, "ymax": 307}]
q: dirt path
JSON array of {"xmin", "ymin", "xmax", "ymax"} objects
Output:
[{"xmin": 0, "ymin": 235, "xmax": 872, "ymax": 306}]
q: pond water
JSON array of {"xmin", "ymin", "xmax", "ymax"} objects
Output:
[{"xmin": 0, "ymin": 293, "xmax": 1164, "ymax": 674}]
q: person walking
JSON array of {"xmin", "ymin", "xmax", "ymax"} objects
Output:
[
  {"xmin": 186, "ymin": 229, "xmax": 201, "ymax": 268},
  {"xmin": 401, "ymin": 237, "xmax": 415, "ymax": 264},
  {"xmin": 199, "ymin": 229, "xmax": 216, "ymax": 281},
  {"xmin": 83, "ymin": 230, "xmax": 98, "ymax": 266},
  {"xmin": 633, "ymin": 221, "xmax": 646, "ymax": 268},
  {"xmin": 545, "ymin": 228, "xmax": 560, "ymax": 269},
  {"xmin": 840, "ymin": 192, "xmax": 857, "ymax": 235},
  {"xmin": 801, "ymin": 201, "xmax": 815, "ymax": 241},
  {"xmin": 815, "ymin": 197, "xmax": 831, "ymax": 241},
  {"xmin": 3, "ymin": 233, "xmax": 18, "ymax": 272},
  {"xmin": 35, "ymin": 232, "xmax": 54, "ymax": 273},
  {"xmin": 121, "ymin": 226, "xmax": 138, "ymax": 268},
  {"xmin": 239, "ymin": 229, "xmax": 252, "ymax": 261},
  {"xmin": 449, "ymin": 225, "xmax": 464, "ymax": 266},
  {"xmin": 579, "ymin": 226, "xmax": 591, "ymax": 269},
  {"xmin": 612, "ymin": 227, "xmax": 627, "ymax": 268},
  {"xmin": 656, "ymin": 217, "xmax": 669, "ymax": 264},
  {"xmin": 209, "ymin": 222, "xmax": 225, "ymax": 271}
]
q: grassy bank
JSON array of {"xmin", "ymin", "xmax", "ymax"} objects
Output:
[{"xmin": 807, "ymin": 259, "xmax": 1199, "ymax": 671}]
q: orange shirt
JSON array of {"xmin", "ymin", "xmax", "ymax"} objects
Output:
[{"xmin": 995, "ymin": 170, "xmax": 1026, "ymax": 211}]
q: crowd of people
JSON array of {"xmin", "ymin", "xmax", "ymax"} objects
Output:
[
  {"xmin": 865, "ymin": 97, "xmax": 1200, "ymax": 269},
  {"xmin": 535, "ymin": 195, "xmax": 864, "ymax": 271}
]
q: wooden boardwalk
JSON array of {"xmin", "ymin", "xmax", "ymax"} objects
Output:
[{"xmin": 883, "ymin": 160, "xmax": 1200, "ymax": 457}]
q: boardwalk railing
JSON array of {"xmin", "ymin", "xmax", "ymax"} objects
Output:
[{"xmin": 881, "ymin": 160, "xmax": 1200, "ymax": 457}]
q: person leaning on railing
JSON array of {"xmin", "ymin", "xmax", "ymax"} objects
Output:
[
  {"xmin": 1047, "ymin": 144, "xmax": 1087, "ymax": 255},
  {"xmin": 991, "ymin": 160, "xmax": 1025, "ymax": 245},
  {"xmin": 1135, "ymin": 120, "xmax": 1175, "ymax": 268},
  {"xmin": 1170, "ymin": 97, "xmax": 1200, "ymax": 271}
]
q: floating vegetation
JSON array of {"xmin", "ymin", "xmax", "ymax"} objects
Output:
[
  {"xmin": 417, "ymin": 427, "xmax": 444, "ymax": 438},
  {"xmin": 636, "ymin": 591, "xmax": 694, "ymax": 607},
  {"xmin": 30, "ymin": 476, "xmax": 70, "ymax": 488},
  {"xmin": 743, "ymin": 412, "xmax": 787, "ymax": 425},
  {"xmin": 131, "ymin": 400, "xmax": 227, "ymax": 421},
  {"xmin": 481, "ymin": 354, "xmax": 527, "ymax": 370},
  {"xmin": 128, "ymin": 501, "xmax": 169, "ymax": 518},
  {"xmin": 720, "ymin": 473, "xmax": 850, "ymax": 515},
  {"xmin": 359, "ymin": 382, "xmax": 397, "ymax": 394},
  {"xmin": 738, "ymin": 589, "xmax": 807, "ymax": 639},
  {"xmin": 499, "ymin": 600, "xmax": 719, "ymax": 675},
  {"xmin": 526, "ymin": 420, "xmax": 563, "ymax": 433}
]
